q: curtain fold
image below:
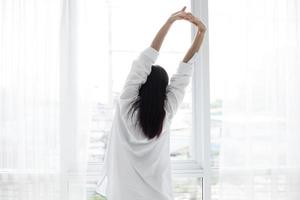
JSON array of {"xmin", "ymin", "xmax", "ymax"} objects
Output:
[
  {"xmin": 0, "ymin": 0, "xmax": 88, "ymax": 200},
  {"xmin": 212, "ymin": 0, "xmax": 300, "ymax": 199}
]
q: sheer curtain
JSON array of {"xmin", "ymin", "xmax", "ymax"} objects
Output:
[
  {"xmin": 0, "ymin": 1, "xmax": 88, "ymax": 200},
  {"xmin": 209, "ymin": 0, "xmax": 300, "ymax": 199}
]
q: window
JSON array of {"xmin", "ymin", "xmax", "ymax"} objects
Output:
[
  {"xmin": 76, "ymin": 0, "xmax": 210, "ymax": 199},
  {"xmin": 82, "ymin": 0, "xmax": 193, "ymax": 163}
]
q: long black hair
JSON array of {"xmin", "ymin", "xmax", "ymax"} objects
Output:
[{"xmin": 129, "ymin": 65, "xmax": 169, "ymax": 140}]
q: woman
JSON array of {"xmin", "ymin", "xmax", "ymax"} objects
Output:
[{"xmin": 96, "ymin": 7, "xmax": 206, "ymax": 200}]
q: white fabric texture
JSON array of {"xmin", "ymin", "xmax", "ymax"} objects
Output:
[
  {"xmin": 96, "ymin": 47, "xmax": 197, "ymax": 200},
  {"xmin": 209, "ymin": 0, "xmax": 300, "ymax": 199},
  {"xmin": 0, "ymin": 1, "xmax": 88, "ymax": 200}
]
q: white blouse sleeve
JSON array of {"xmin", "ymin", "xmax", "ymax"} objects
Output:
[
  {"xmin": 165, "ymin": 52, "xmax": 198, "ymax": 119},
  {"xmin": 119, "ymin": 47, "xmax": 159, "ymax": 115}
]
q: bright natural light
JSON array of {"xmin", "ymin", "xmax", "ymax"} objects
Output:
[
  {"xmin": 78, "ymin": 0, "xmax": 194, "ymax": 164},
  {"xmin": 1, "ymin": 0, "xmax": 299, "ymax": 200},
  {"xmin": 76, "ymin": 0, "xmax": 204, "ymax": 198}
]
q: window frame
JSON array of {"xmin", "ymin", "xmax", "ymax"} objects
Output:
[
  {"xmin": 167, "ymin": 0, "xmax": 212, "ymax": 199},
  {"xmin": 190, "ymin": 0, "xmax": 211, "ymax": 199}
]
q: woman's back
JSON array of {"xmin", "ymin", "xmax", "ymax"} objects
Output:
[{"xmin": 96, "ymin": 47, "xmax": 197, "ymax": 200}]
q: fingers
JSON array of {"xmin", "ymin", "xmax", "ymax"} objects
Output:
[
  {"xmin": 173, "ymin": 6, "xmax": 187, "ymax": 15},
  {"xmin": 170, "ymin": 7, "xmax": 205, "ymax": 27},
  {"xmin": 180, "ymin": 12, "xmax": 194, "ymax": 23},
  {"xmin": 186, "ymin": 12, "xmax": 193, "ymax": 21}
]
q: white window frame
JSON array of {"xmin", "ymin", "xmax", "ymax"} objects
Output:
[
  {"xmin": 170, "ymin": 0, "xmax": 211, "ymax": 199},
  {"xmin": 193, "ymin": 0, "xmax": 211, "ymax": 198}
]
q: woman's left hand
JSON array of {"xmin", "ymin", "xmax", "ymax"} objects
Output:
[{"xmin": 185, "ymin": 12, "xmax": 207, "ymax": 32}]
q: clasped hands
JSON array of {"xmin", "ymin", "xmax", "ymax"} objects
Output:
[{"xmin": 168, "ymin": 6, "xmax": 206, "ymax": 32}]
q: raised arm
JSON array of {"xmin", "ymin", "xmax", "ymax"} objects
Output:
[
  {"xmin": 151, "ymin": 7, "xmax": 188, "ymax": 51},
  {"xmin": 182, "ymin": 13, "xmax": 206, "ymax": 63},
  {"xmin": 165, "ymin": 13, "xmax": 207, "ymax": 118},
  {"xmin": 119, "ymin": 8, "xmax": 190, "ymax": 116}
]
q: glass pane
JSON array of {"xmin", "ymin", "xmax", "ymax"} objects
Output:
[
  {"xmin": 86, "ymin": 177, "xmax": 203, "ymax": 200},
  {"xmin": 78, "ymin": 0, "xmax": 194, "ymax": 166},
  {"xmin": 173, "ymin": 177, "xmax": 203, "ymax": 200}
]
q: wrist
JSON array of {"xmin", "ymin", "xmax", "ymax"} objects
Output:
[
  {"xmin": 197, "ymin": 25, "xmax": 206, "ymax": 32},
  {"xmin": 166, "ymin": 18, "xmax": 175, "ymax": 24}
]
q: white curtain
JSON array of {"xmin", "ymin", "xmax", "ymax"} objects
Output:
[
  {"xmin": 210, "ymin": 0, "xmax": 300, "ymax": 199},
  {"xmin": 0, "ymin": 1, "xmax": 88, "ymax": 200}
]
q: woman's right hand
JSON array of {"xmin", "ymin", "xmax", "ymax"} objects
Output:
[{"xmin": 167, "ymin": 6, "xmax": 189, "ymax": 23}]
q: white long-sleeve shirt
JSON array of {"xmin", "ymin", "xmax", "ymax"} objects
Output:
[{"xmin": 96, "ymin": 47, "xmax": 197, "ymax": 200}]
